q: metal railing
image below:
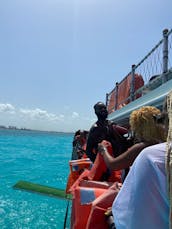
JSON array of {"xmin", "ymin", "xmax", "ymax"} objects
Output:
[{"xmin": 106, "ymin": 28, "xmax": 172, "ymax": 114}]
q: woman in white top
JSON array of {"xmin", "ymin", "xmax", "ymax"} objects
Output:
[
  {"xmin": 112, "ymin": 92, "xmax": 172, "ymax": 229},
  {"xmin": 112, "ymin": 142, "xmax": 169, "ymax": 229}
]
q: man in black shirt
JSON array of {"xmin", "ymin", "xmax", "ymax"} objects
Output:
[{"xmin": 86, "ymin": 102, "xmax": 129, "ymax": 163}]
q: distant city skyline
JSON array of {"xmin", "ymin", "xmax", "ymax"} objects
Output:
[
  {"xmin": 0, "ymin": 0, "xmax": 172, "ymax": 132},
  {"xmin": 0, "ymin": 124, "xmax": 73, "ymax": 134}
]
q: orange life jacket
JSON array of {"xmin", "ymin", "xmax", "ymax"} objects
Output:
[
  {"xmin": 65, "ymin": 158, "xmax": 93, "ymax": 194},
  {"xmin": 71, "ymin": 186, "xmax": 107, "ymax": 229},
  {"xmin": 86, "ymin": 182, "xmax": 121, "ymax": 229},
  {"xmin": 69, "ymin": 141, "xmax": 122, "ymax": 194},
  {"xmin": 87, "ymin": 141, "xmax": 122, "ymax": 182}
]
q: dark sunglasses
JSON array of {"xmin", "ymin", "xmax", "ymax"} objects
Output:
[{"xmin": 153, "ymin": 112, "xmax": 168, "ymax": 124}]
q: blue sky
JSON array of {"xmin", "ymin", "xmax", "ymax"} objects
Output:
[{"xmin": 0, "ymin": 0, "xmax": 172, "ymax": 132}]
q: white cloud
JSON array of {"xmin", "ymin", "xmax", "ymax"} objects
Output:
[
  {"xmin": 19, "ymin": 108, "xmax": 64, "ymax": 122},
  {"xmin": 0, "ymin": 103, "xmax": 15, "ymax": 113},
  {"xmin": 0, "ymin": 103, "xmax": 93, "ymax": 132},
  {"xmin": 72, "ymin": 111, "xmax": 79, "ymax": 118}
]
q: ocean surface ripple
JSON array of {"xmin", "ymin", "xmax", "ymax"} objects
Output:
[{"xmin": 0, "ymin": 129, "xmax": 73, "ymax": 229}]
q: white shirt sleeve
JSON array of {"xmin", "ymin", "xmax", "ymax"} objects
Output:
[{"xmin": 112, "ymin": 142, "xmax": 169, "ymax": 229}]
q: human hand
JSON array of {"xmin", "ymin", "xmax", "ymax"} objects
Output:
[
  {"xmin": 98, "ymin": 143, "xmax": 107, "ymax": 155},
  {"xmin": 101, "ymin": 140, "xmax": 112, "ymax": 147}
]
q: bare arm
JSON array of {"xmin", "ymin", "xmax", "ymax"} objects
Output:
[{"xmin": 98, "ymin": 142, "xmax": 147, "ymax": 170}]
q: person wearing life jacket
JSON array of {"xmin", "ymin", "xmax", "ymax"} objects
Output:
[{"xmin": 86, "ymin": 102, "xmax": 129, "ymax": 163}]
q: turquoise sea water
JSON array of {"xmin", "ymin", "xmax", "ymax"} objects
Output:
[{"xmin": 0, "ymin": 129, "xmax": 73, "ymax": 229}]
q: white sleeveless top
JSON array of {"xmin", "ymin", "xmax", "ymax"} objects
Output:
[{"xmin": 112, "ymin": 143, "xmax": 169, "ymax": 229}]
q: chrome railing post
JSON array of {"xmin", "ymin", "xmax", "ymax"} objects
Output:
[
  {"xmin": 130, "ymin": 65, "xmax": 135, "ymax": 101},
  {"xmin": 162, "ymin": 29, "xmax": 169, "ymax": 82},
  {"xmin": 115, "ymin": 82, "xmax": 119, "ymax": 110},
  {"xmin": 106, "ymin": 93, "xmax": 108, "ymax": 107}
]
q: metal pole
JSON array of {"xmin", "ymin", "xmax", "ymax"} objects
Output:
[
  {"xmin": 106, "ymin": 93, "xmax": 109, "ymax": 108},
  {"xmin": 115, "ymin": 82, "xmax": 118, "ymax": 110},
  {"xmin": 162, "ymin": 29, "xmax": 169, "ymax": 80},
  {"xmin": 130, "ymin": 65, "xmax": 135, "ymax": 101}
]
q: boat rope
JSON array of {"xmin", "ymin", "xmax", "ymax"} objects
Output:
[
  {"xmin": 166, "ymin": 90, "xmax": 172, "ymax": 229},
  {"xmin": 63, "ymin": 198, "xmax": 70, "ymax": 229},
  {"xmin": 64, "ymin": 145, "xmax": 74, "ymax": 229}
]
